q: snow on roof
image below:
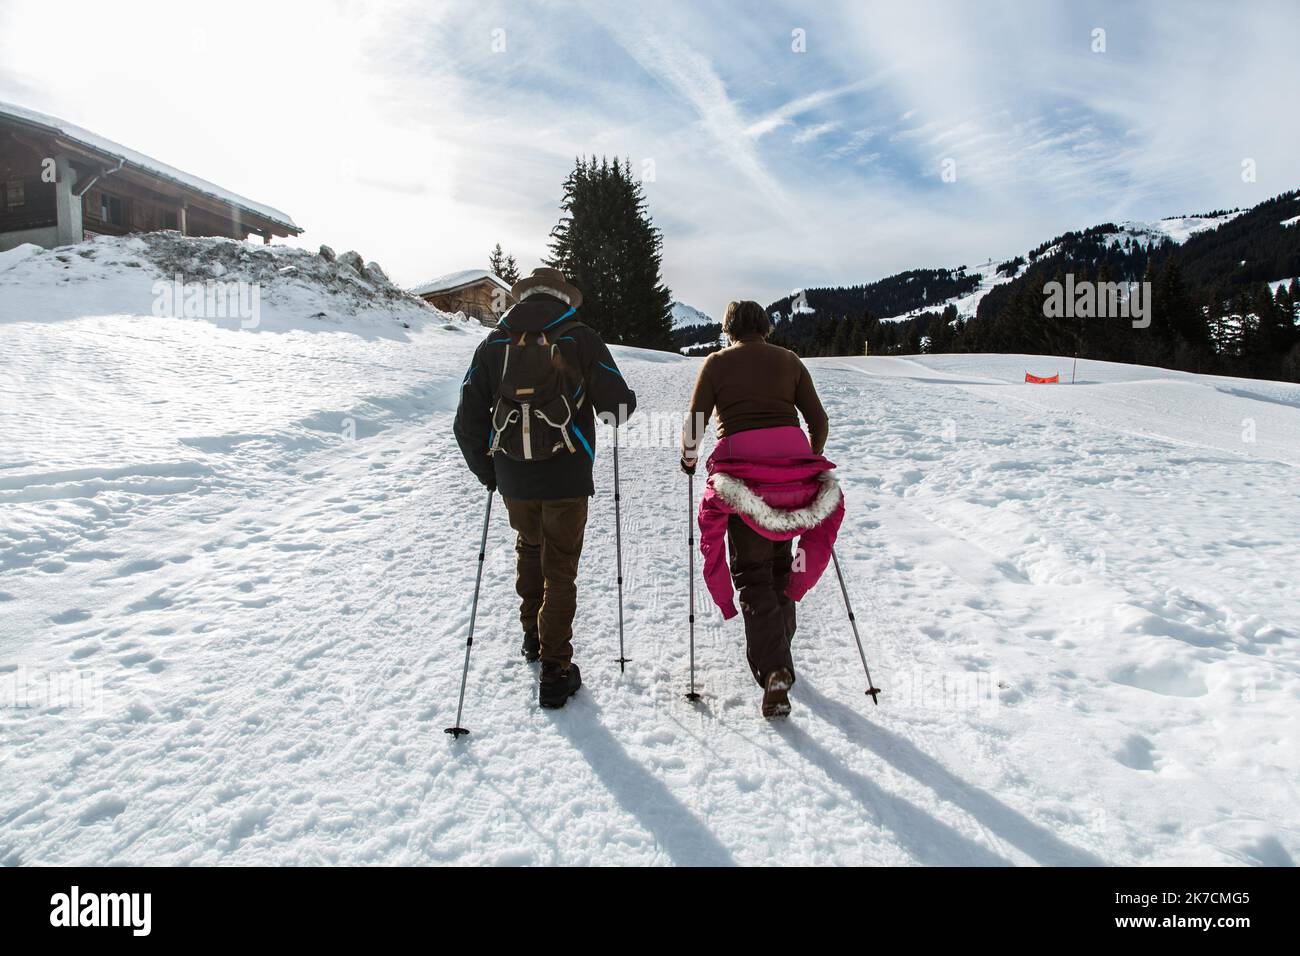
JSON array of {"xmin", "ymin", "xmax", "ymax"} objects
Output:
[
  {"xmin": 0, "ymin": 100, "xmax": 299, "ymax": 231},
  {"xmin": 409, "ymin": 269, "xmax": 511, "ymax": 297}
]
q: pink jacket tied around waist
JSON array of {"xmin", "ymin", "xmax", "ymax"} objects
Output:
[{"xmin": 698, "ymin": 426, "xmax": 845, "ymax": 619}]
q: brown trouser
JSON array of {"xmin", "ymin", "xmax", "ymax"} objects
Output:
[
  {"xmin": 727, "ymin": 515, "xmax": 797, "ymax": 687},
  {"xmin": 503, "ymin": 496, "xmax": 588, "ymax": 665}
]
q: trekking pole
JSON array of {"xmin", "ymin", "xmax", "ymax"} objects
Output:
[
  {"xmin": 830, "ymin": 547, "xmax": 882, "ymax": 704},
  {"xmin": 685, "ymin": 471, "xmax": 701, "ymax": 701},
  {"xmin": 445, "ymin": 488, "xmax": 494, "ymax": 739},
  {"xmin": 613, "ymin": 426, "xmax": 629, "ymax": 672}
]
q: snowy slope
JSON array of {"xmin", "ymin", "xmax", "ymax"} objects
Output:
[
  {"xmin": 671, "ymin": 301, "xmax": 715, "ymax": 329},
  {"xmin": 1141, "ymin": 212, "xmax": 1245, "ymax": 244},
  {"xmin": 873, "ymin": 260, "xmax": 1013, "ymax": 324},
  {"xmin": 877, "ymin": 212, "xmax": 1245, "ymax": 325},
  {"xmin": 2, "ymin": 244, "xmax": 1298, "ymax": 866}
]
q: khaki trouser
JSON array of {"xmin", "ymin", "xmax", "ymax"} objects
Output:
[{"xmin": 503, "ymin": 496, "xmax": 589, "ymax": 665}]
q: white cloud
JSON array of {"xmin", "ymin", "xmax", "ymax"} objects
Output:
[
  {"xmin": 793, "ymin": 121, "xmax": 840, "ymax": 145},
  {"xmin": 1, "ymin": 0, "xmax": 1296, "ymax": 313}
]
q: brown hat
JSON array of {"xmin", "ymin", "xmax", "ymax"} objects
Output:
[{"xmin": 510, "ymin": 267, "xmax": 583, "ymax": 310}]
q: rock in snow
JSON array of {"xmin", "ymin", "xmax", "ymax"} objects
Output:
[{"xmin": 337, "ymin": 250, "xmax": 365, "ymax": 274}]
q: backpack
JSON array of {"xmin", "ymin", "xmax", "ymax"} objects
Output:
[{"xmin": 488, "ymin": 314, "xmax": 585, "ymax": 462}]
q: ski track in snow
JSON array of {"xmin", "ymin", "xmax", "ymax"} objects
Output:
[{"xmin": 2, "ymin": 307, "xmax": 1298, "ymax": 865}]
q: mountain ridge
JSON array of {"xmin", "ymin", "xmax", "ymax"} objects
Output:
[{"xmin": 756, "ymin": 189, "xmax": 1300, "ymax": 382}]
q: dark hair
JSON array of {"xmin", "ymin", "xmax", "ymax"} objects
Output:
[{"xmin": 722, "ymin": 300, "xmax": 772, "ymax": 340}]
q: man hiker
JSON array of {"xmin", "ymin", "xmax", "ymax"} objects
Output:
[{"xmin": 453, "ymin": 267, "xmax": 636, "ymax": 708}]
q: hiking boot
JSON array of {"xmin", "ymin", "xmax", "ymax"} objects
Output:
[
  {"xmin": 761, "ymin": 667, "xmax": 794, "ymax": 718},
  {"xmin": 521, "ymin": 629, "xmax": 540, "ymax": 663},
  {"xmin": 539, "ymin": 661, "xmax": 582, "ymax": 709}
]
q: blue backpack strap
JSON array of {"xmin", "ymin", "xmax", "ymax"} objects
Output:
[{"xmin": 541, "ymin": 306, "xmax": 577, "ymax": 330}]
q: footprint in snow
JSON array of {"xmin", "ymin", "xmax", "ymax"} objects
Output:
[
  {"xmin": 1114, "ymin": 735, "xmax": 1156, "ymax": 771},
  {"xmin": 114, "ymin": 558, "xmax": 165, "ymax": 577},
  {"xmin": 78, "ymin": 795, "xmax": 127, "ymax": 826},
  {"xmin": 1109, "ymin": 660, "xmax": 1208, "ymax": 698},
  {"xmin": 50, "ymin": 608, "xmax": 92, "ymax": 625}
]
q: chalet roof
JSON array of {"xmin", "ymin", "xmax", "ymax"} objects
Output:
[
  {"xmin": 409, "ymin": 269, "xmax": 512, "ymax": 297},
  {"xmin": 0, "ymin": 100, "xmax": 299, "ymax": 232}
]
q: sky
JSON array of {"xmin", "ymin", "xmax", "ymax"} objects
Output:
[{"xmin": 2, "ymin": 0, "xmax": 1297, "ymax": 316}]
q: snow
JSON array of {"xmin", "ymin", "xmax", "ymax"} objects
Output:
[
  {"xmin": 2, "ymin": 242, "xmax": 1298, "ymax": 865},
  {"xmin": 670, "ymin": 301, "xmax": 715, "ymax": 329},
  {"xmin": 1136, "ymin": 212, "xmax": 1243, "ymax": 244},
  {"xmin": 878, "ymin": 259, "xmax": 1013, "ymax": 324},
  {"xmin": 1280, "ymin": 216, "xmax": 1300, "ymax": 228},
  {"xmin": 408, "ymin": 269, "xmax": 510, "ymax": 297},
  {"xmin": 0, "ymin": 101, "xmax": 297, "ymax": 230},
  {"xmin": 0, "ymin": 243, "xmax": 41, "ymax": 275}
]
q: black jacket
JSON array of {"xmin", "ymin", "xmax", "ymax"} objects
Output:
[{"xmin": 453, "ymin": 294, "xmax": 637, "ymax": 500}]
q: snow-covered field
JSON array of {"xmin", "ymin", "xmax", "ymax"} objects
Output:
[{"xmin": 1, "ymin": 238, "xmax": 1297, "ymax": 866}]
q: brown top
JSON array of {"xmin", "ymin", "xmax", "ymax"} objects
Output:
[{"xmin": 682, "ymin": 336, "xmax": 829, "ymax": 460}]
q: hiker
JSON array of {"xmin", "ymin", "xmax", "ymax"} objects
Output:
[
  {"xmin": 680, "ymin": 300, "xmax": 843, "ymax": 717},
  {"xmin": 454, "ymin": 267, "xmax": 636, "ymax": 709}
]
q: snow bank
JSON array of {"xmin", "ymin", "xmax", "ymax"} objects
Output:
[
  {"xmin": 0, "ymin": 233, "xmax": 446, "ymax": 334},
  {"xmin": 0, "ymin": 242, "xmax": 41, "ymax": 275}
]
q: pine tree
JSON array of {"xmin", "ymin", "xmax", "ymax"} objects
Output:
[
  {"xmin": 1257, "ymin": 285, "xmax": 1295, "ymax": 373},
  {"xmin": 546, "ymin": 156, "xmax": 673, "ymax": 350},
  {"xmin": 904, "ymin": 322, "xmax": 922, "ymax": 354},
  {"xmin": 1153, "ymin": 260, "xmax": 1208, "ymax": 364},
  {"xmin": 928, "ymin": 304, "xmax": 959, "ymax": 353},
  {"xmin": 489, "ymin": 243, "xmax": 522, "ymax": 285},
  {"xmin": 863, "ymin": 311, "xmax": 883, "ymax": 355},
  {"xmin": 831, "ymin": 317, "xmax": 855, "ymax": 355}
]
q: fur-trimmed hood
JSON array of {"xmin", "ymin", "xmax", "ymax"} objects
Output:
[
  {"xmin": 709, "ymin": 471, "xmax": 842, "ymax": 534},
  {"xmin": 696, "ymin": 426, "xmax": 846, "ymax": 619}
]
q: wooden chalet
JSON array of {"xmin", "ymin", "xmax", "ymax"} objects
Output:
[
  {"xmin": 0, "ymin": 100, "xmax": 301, "ymax": 252},
  {"xmin": 410, "ymin": 269, "xmax": 514, "ymax": 326}
]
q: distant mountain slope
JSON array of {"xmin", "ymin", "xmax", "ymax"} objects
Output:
[
  {"xmin": 670, "ymin": 301, "xmax": 723, "ymax": 354},
  {"xmin": 761, "ymin": 190, "xmax": 1300, "ymax": 382},
  {"xmin": 768, "ymin": 267, "xmax": 983, "ymax": 325},
  {"xmin": 670, "ymin": 301, "xmax": 714, "ymax": 328}
]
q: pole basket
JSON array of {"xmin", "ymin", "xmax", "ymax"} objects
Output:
[
  {"xmin": 865, "ymin": 687, "xmax": 882, "ymax": 705},
  {"xmin": 444, "ymin": 726, "xmax": 470, "ymax": 739}
]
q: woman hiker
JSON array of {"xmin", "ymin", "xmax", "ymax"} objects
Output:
[{"xmin": 680, "ymin": 300, "xmax": 845, "ymax": 718}]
